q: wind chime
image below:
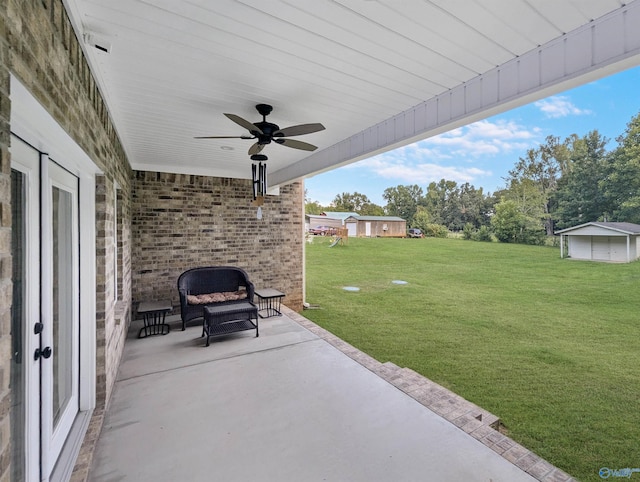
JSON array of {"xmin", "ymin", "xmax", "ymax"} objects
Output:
[{"xmin": 251, "ymin": 154, "xmax": 267, "ymax": 218}]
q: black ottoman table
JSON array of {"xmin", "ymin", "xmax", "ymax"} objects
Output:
[{"xmin": 202, "ymin": 301, "xmax": 258, "ymax": 347}]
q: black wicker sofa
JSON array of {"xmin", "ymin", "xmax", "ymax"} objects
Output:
[{"xmin": 177, "ymin": 266, "xmax": 256, "ymax": 332}]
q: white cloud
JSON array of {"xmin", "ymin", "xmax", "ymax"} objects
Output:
[
  {"xmin": 349, "ymin": 118, "xmax": 537, "ymax": 185},
  {"xmin": 418, "ymin": 119, "xmax": 540, "ymax": 158},
  {"xmin": 534, "ymin": 96, "xmax": 592, "ymax": 118},
  {"xmin": 356, "ymin": 156, "xmax": 492, "ymax": 185}
]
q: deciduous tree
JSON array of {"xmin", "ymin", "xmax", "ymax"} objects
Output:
[
  {"xmin": 491, "ymin": 199, "xmax": 526, "ymax": 243},
  {"xmin": 332, "ymin": 192, "xmax": 370, "ymax": 212},
  {"xmin": 506, "ymin": 135, "xmax": 568, "ymax": 235},
  {"xmin": 600, "ymin": 112, "xmax": 640, "ymax": 223},
  {"xmin": 554, "ymin": 131, "xmax": 610, "ymax": 228},
  {"xmin": 383, "ymin": 184, "xmax": 424, "ymax": 223},
  {"xmin": 424, "ymin": 179, "xmax": 457, "ymax": 225}
]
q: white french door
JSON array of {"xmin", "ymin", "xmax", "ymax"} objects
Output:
[
  {"xmin": 41, "ymin": 160, "xmax": 80, "ymax": 477},
  {"xmin": 10, "ymin": 135, "xmax": 81, "ymax": 481}
]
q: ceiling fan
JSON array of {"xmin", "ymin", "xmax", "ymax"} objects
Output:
[{"xmin": 195, "ymin": 103, "xmax": 325, "ymax": 156}]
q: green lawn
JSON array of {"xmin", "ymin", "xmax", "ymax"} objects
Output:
[{"xmin": 304, "ymin": 236, "xmax": 640, "ymax": 482}]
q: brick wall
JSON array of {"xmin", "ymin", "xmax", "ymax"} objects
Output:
[
  {"xmin": 3, "ymin": 0, "xmax": 133, "ymax": 480},
  {"xmin": 132, "ymin": 171, "xmax": 304, "ymax": 312},
  {"xmin": 0, "ymin": 0, "xmax": 12, "ymax": 477}
]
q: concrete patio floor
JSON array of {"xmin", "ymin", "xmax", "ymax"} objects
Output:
[{"xmin": 89, "ymin": 307, "xmax": 573, "ymax": 482}]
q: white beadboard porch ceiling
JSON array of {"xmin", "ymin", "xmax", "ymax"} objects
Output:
[{"xmin": 64, "ymin": 0, "xmax": 640, "ymax": 187}]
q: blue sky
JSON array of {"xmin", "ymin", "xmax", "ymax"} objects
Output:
[{"xmin": 305, "ymin": 65, "xmax": 640, "ymax": 207}]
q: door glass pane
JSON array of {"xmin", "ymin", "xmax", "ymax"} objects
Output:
[
  {"xmin": 51, "ymin": 186, "xmax": 74, "ymax": 426},
  {"xmin": 10, "ymin": 169, "xmax": 26, "ymax": 482}
]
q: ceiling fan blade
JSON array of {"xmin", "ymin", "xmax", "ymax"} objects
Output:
[
  {"xmin": 224, "ymin": 113, "xmax": 264, "ymax": 135},
  {"xmin": 248, "ymin": 143, "xmax": 265, "ymax": 155},
  {"xmin": 274, "ymin": 138, "xmax": 318, "ymax": 151},
  {"xmin": 194, "ymin": 135, "xmax": 254, "ymax": 139},
  {"xmin": 273, "ymin": 123, "xmax": 325, "ymax": 137}
]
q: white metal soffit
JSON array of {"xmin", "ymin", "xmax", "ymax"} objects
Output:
[{"xmin": 65, "ymin": 0, "xmax": 640, "ymax": 187}]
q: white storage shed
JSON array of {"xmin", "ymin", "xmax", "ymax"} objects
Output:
[{"xmin": 555, "ymin": 222, "xmax": 640, "ymax": 263}]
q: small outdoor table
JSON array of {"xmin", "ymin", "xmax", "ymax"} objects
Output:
[
  {"xmin": 254, "ymin": 288, "xmax": 285, "ymax": 318},
  {"xmin": 137, "ymin": 300, "xmax": 172, "ymax": 338}
]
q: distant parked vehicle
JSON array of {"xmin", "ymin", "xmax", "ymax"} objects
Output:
[
  {"xmin": 310, "ymin": 225, "xmax": 337, "ymax": 236},
  {"xmin": 407, "ymin": 228, "xmax": 424, "ymax": 238}
]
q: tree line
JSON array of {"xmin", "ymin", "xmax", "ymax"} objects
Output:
[{"xmin": 306, "ymin": 111, "xmax": 640, "ymax": 244}]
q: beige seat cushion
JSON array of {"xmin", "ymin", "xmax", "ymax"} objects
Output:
[{"xmin": 187, "ymin": 290, "xmax": 247, "ymax": 305}]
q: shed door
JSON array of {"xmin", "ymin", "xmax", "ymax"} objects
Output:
[
  {"xmin": 591, "ymin": 237, "xmax": 611, "ymax": 260},
  {"xmin": 346, "ymin": 222, "xmax": 357, "ymax": 237},
  {"xmin": 365, "ymin": 222, "xmax": 372, "ymax": 237},
  {"xmin": 609, "ymin": 236, "xmax": 627, "ymax": 262}
]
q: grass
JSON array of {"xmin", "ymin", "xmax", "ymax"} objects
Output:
[{"xmin": 304, "ymin": 236, "xmax": 640, "ymax": 482}]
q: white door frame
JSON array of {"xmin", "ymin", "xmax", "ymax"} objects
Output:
[{"xmin": 10, "ymin": 75, "xmax": 99, "ymax": 481}]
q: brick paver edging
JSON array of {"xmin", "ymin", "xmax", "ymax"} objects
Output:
[{"xmin": 284, "ymin": 306, "xmax": 575, "ymax": 482}]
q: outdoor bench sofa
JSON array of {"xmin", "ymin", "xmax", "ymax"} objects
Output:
[{"xmin": 177, "ymin": 267, "xmax": 258, "ymax": 341}]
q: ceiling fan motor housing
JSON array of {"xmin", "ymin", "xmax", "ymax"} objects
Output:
[{"xmin": 253, "ymin": 121, "xmax": 280, "ymax": 144}]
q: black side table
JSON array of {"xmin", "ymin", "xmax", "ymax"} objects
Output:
[
  {"xmin": 137, "ymin": 300, "xmax": 172, "ymax": 338},
  {"xmin": 254, "ymin": 288, "xmax": 285, "ymax": 318}
]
